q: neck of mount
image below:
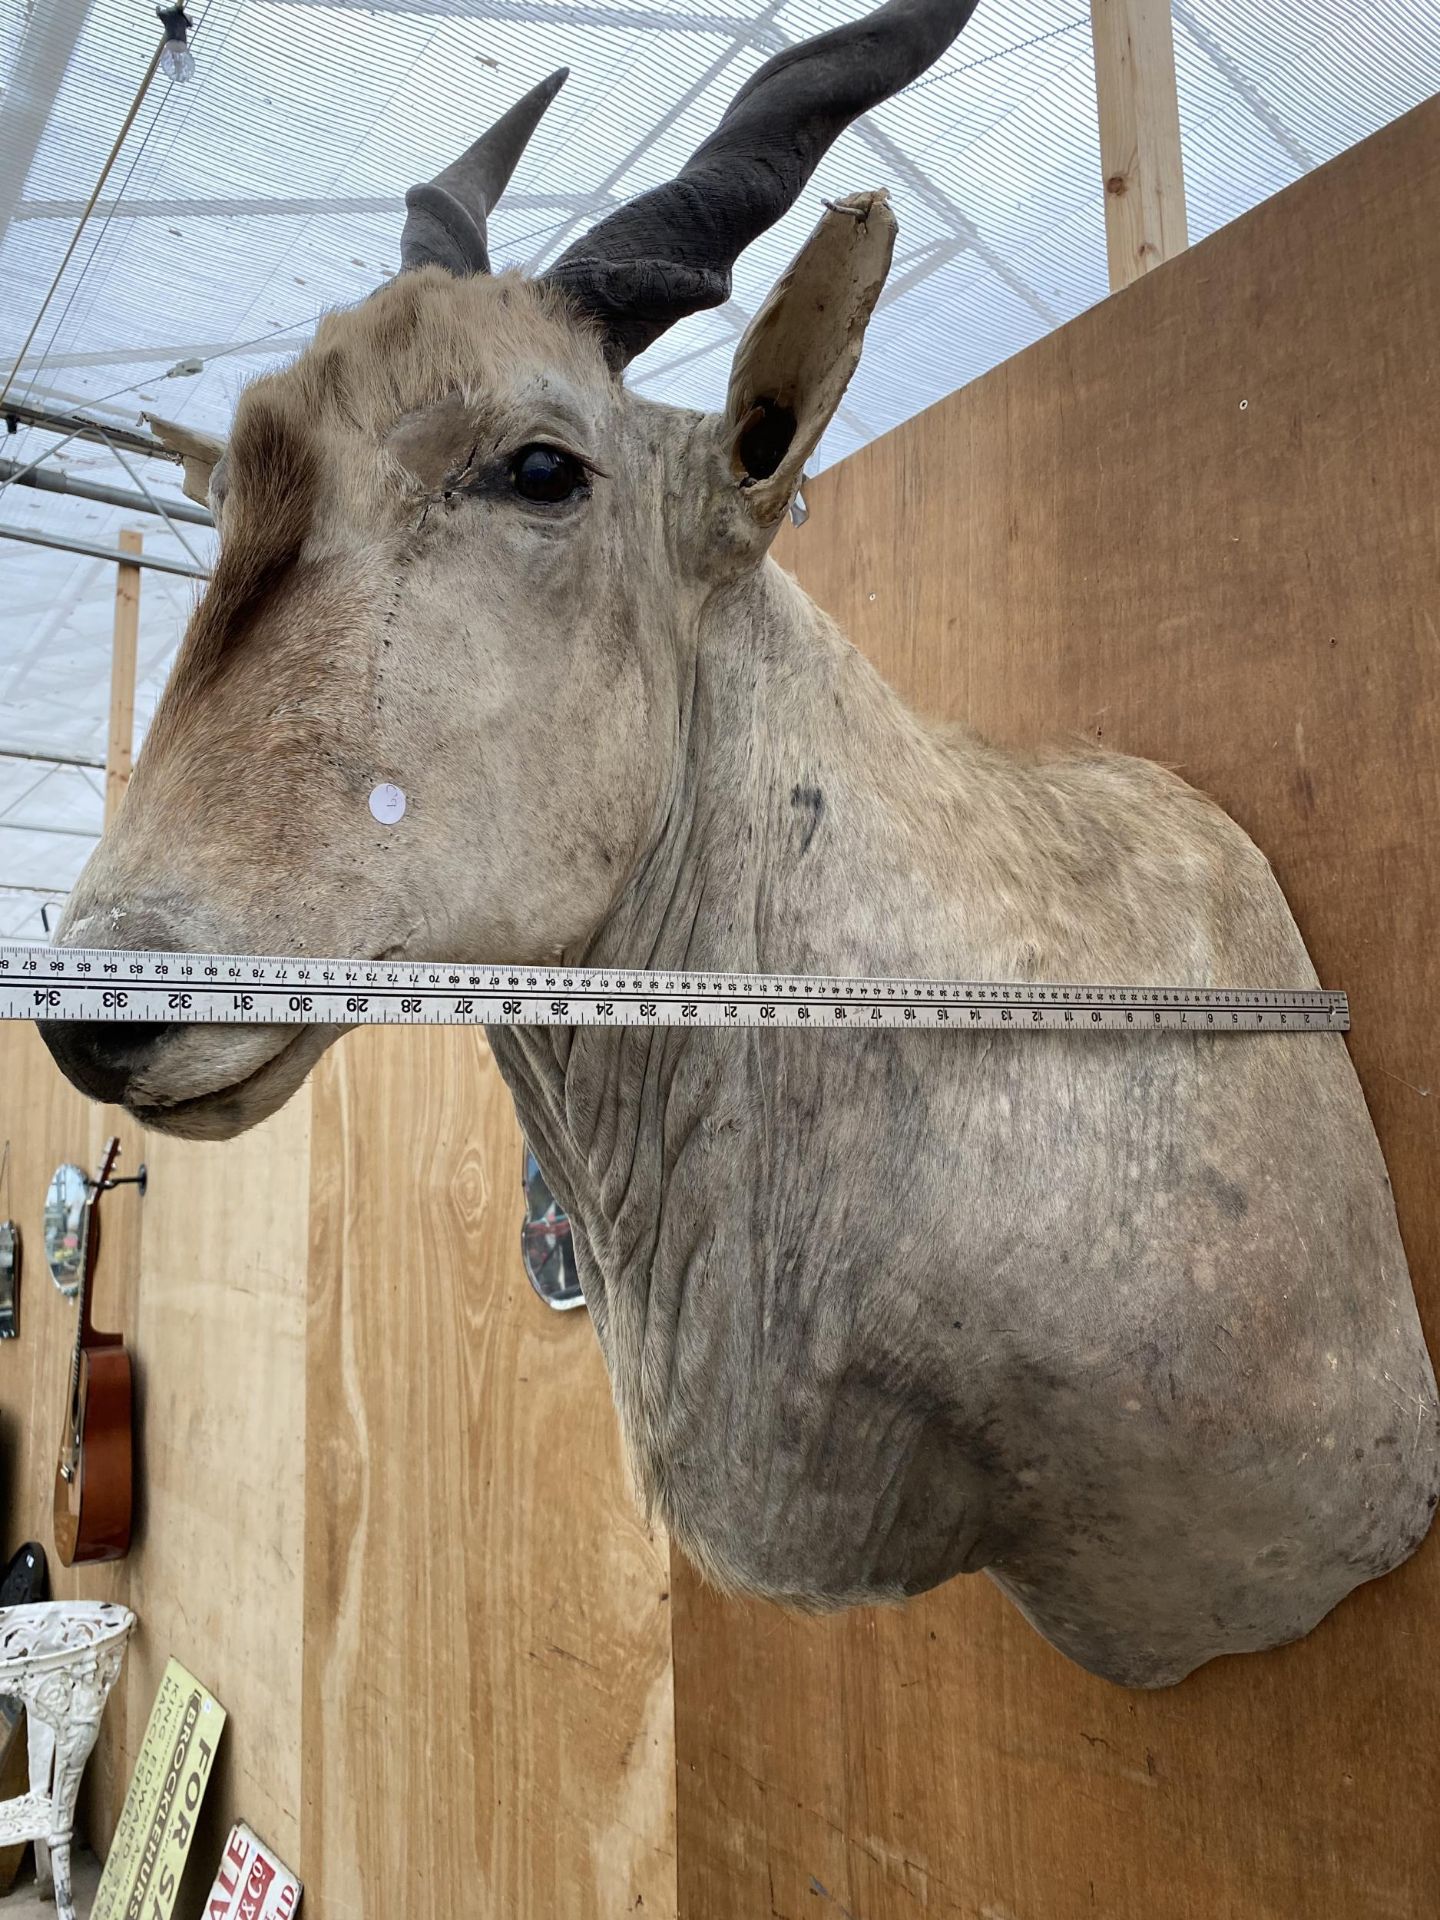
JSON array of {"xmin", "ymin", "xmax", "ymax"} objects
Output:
[
  {"xmin": 488, "ymin": 556, "xmax": 977, "ymax": 1344},
  {"xmin": 574, "ymin": 558, "xmax": 971, "ymax": 986},
  {"xmin": 486, "ymin": 560, "xmax": 963, "ymax": 1247}
]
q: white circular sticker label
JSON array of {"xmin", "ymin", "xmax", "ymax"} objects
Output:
[{"xmin": 368, "ymin": 783, "xmax": 407, "ymax": 824}]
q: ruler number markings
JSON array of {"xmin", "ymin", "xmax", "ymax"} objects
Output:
[{"xmin": 0, "ymin": 944, "xmax": 1348, "ymax": 1035}]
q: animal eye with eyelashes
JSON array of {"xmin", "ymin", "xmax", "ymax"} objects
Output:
[{"xmin": 510, "ymin": 444, "xmax": 589, "ymax": 504}]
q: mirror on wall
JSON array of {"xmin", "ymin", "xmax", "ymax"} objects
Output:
[
  {"xmin": 0, "ymin": 1217, "xmax": 18, "ymax": 1339},
  {"xmin": 44, "ymin": 1164, "xmax": 89, "ymax": 1299},
  {"xmin": 522, "ymin": 1144, "xmax": 585, "ymax": 1312},
  {"xmin": 0, "ymin": 1140, "xmax": 17, "ymax": 1338}
]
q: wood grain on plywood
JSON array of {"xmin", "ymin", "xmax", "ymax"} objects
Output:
[
  {"xmin": 675, "ymin": 96, "xmax": 1440, "ymax": 1920},
  {"xmin": 122, "ymin": 1095, "xmax": 311, "ymax": 1888},
  {"xmin": 303, "ymin": 1024, "xmax": 676, "ymax": 1918}
]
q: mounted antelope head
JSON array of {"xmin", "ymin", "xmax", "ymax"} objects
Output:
[
  {"xmin": 44, "ymin": 0, "xmax": 978, "ymax": 1137},
  {"xmin": 38, "ymin": 0, "xmax": 1440, "ymax": 1689}
]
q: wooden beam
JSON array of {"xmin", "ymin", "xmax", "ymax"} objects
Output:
[
  {"xmin": 83, "ymin": 529, "xmax": 148, "ymax": 1840},
  {"xmin": 1090, "ymin": 0, "xmax": 1189, "ymax": 290},
  {"xmin": 106, "ymin": 528, "xmax": 140, "ymax": 827}
]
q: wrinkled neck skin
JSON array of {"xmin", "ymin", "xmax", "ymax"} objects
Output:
[
  {"xmin": 489, "ymin": 554, "xmax": 865, "ymax": 1215},
  {"xmin": 487, "ymin": 560, "xmax": 1029, "ymax": 1605},
  {"xmin": 489, "ymin": 557, "xmax": 998, "ymax": 1590}
]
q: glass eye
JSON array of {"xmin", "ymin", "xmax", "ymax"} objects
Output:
[{"xmin": 511, "ymin": 444, "xmax": 586, "ymax": 504}]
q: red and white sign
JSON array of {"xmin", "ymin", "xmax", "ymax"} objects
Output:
[{"xmin": 204, "ymin": 1824, "xmax": 302, "ymax": 1920}]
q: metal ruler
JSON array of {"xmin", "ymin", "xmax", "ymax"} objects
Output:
[{"xmin": 0, "ymin": 944, "xmax": 1349, "ymax": 1034}]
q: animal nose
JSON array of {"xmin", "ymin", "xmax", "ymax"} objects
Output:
[
  {"xmin": 38, "ymin": 1019, "xmax": 177, "ymax": 1106},
  {"xmin": 39, "ymin": 900, "xmax": 192, "ymax": 1101}
]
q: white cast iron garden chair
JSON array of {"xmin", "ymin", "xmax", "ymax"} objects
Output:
[{"xmin": 0, "ymin": 1601, "xmax": 134, "ymax": 1920}]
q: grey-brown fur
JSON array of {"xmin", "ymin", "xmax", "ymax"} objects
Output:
[{"xmin": 40, "ymin": 28, "xmax": 1438, "ymax": 1686}]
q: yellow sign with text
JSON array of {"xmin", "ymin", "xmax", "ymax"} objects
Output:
[{"xmin": 92, "ymin": 1658, "xmax": 227, "ymax": 1920}]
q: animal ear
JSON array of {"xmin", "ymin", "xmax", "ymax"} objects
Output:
[
  {"xmin": 144, "ymin": 414, "xmax": 226, "ymax": 509},
  {"xmin": 722, "ymin": 191, "xmax": 896, "ymax": 532}
]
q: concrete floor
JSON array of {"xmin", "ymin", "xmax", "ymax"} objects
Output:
[{"xmin": 2, "ymin": 1851, "xmax": 101, "ymax": 1916}]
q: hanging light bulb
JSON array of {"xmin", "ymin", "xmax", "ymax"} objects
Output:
[{"xmin": 156, "ymin": 5, "xmax": 195, "ymax": 83}]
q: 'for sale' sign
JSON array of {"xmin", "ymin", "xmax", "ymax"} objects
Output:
[
  {"xmin": 91, "ymin": 1659, "xmax": 226, "ymax": 1920},
  {"xmin": 204, "ymin": 1823, "xmax": 302, "ymax": 1920}
]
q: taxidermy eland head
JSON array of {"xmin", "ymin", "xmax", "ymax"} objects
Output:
[
  {"xmin": 38, "ymin": 1, "xmax": 1440, "ymax": 1691},
  {"xmin": 43, "ymin": 0, "xmax": 980, "ymax": 1137}
]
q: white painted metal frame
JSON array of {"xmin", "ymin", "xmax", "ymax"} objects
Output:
[{"xmin": 0, "ymin": 1602, "xmax": 135, "ymax": 1920}]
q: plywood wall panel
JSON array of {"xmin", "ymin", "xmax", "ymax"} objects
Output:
[
  {"xmin": 121, "ymin": 1096, "xmax": 311, "ymax": 1886},
  {"xmin": 675, "ymin": 95, "xmax": 1440, "ymax": 1920},
  {"xmin": 303, "ymin": 1025, "xmax": 675, "ymax": 1918}
]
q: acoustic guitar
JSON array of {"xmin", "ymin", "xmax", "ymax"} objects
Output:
[{"xmin": 53, "ymin": 1137, "xmax": 135, "ymax": 1566}]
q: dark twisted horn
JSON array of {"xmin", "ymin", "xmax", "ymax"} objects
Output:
[
  {"xmin": 544, "ymin": 0, "xmax": 979, "ymax": 365},
  {"xmin": 401, "ymin": 68, "xmax": 568, "ymax": 276}
]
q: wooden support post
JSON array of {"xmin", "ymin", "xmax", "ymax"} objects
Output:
[
  {"xmin": 106, "ymin": 527, "xmax": 141, "ymax": 826},
  {"xmin": 84, "ymin": 530, "xmax": 146, "ymax": 1763},
  {"xmin": 1090, "ymin": 0, "xmax": 1189, "ymax": 291}
]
